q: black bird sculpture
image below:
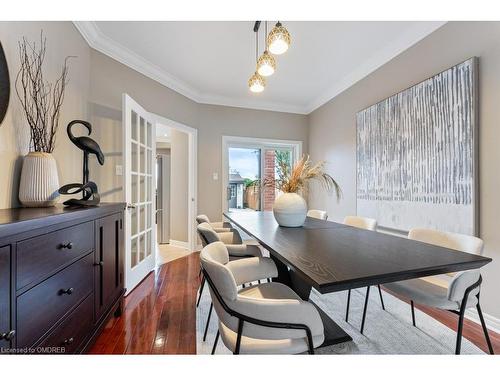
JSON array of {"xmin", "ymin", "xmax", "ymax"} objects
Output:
[
  {"xmin": 58, "ymin": 120, "xmax": 105, "ymax": 205},
  {"xmin": 67, "ymin": 120, "xmax": 105, "ymax": 186}
]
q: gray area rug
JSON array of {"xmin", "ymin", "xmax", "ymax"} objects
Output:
[{"xmin": 196, "ymin": 283, "xmax": 484, "ymax": 354}]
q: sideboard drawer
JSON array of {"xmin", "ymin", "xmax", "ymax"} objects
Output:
[
  {"xmin": 17, "ymin": 221, "xmax": 94, "ymax": 289},
  {"xmin": 37, "ymin": 293, "xmax": 93, "ymax": 354},
  {"xmin": 16, "ymin": 253, "xmax": 94, "ymax": 348}
]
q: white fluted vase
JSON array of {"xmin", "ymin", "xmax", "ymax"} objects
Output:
[
  {"xmin": 272, "ymin": 192, "xmax": 307, "ymax": 227},
  {"xmin": 19, "ymin": 152, "xmax": 60, "ymax": 207}
]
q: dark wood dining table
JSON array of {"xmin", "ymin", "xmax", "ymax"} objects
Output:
[{"xmin": 224, "ymin": 211, "xmax": 492, "ymax": 347}]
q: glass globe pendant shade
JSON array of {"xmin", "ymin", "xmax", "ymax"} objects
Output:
[
  {"xmin": 257, "ymin": 50, "xmax": 276, "ymax": 77},
  {"xmin": 248, "ymin": 72, "xmax": 266, "ymax": 93},
  {"xmin": 267, "ymin": 22, "xmax": 291, "ymax": 55}
]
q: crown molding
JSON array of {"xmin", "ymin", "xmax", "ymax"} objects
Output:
[
  {"xmin": 305, "ymin": 21, "xmax": 447, "ymax": 113},
  {"xmin": 74, "ymin": 21, "xmax": 202, "ymax": 102},
  {"xmin": 73, "ymin": 21, "xmax": 308, "ymax": 114},
  {"xmin": 74, "ymin": 21, "xmax": 446, "ymax": 116}
]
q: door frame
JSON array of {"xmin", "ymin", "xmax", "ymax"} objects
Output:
[
  {"xmin": 151, "ymin": 113, "xmax": 198, "ymax": 252},
  {"xmin": 221, "ymin": 136, "xmax": 302, "ymax": 214}
]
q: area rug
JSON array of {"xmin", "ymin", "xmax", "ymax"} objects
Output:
[{"xmin": 196, "ymin": 283, "xmax": 484, "ymax": 354}]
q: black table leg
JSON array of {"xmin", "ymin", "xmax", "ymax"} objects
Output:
[{"xmin": 270, "ymin": 254, "xmax": 352, "ymax": 348}]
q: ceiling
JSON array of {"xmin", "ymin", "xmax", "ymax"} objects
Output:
[{"xmin": 75, "ymin": 21, "xmax": 445, "ymax": 114}]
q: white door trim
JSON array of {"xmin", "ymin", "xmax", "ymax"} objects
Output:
[
  {"xmin": 151, "ymin": 113, "xmax": 198, "ymax": 252},
  {"xmin": 221, "ymin": 136, "xmax": 302, "ymax": 215}
]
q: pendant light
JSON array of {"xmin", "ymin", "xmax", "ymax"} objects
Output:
[
  {"xmin": 248, "ymin": 71, "xmax": 265, "ymax": 93},
  {"xmin": 248, "ymin": 24, "xmax": 266, "ymax": 93},
  {"xmin": 267, "ymin": 21, "xmax": 291, "ymax": 55},
  {"xmin": 256, "ymin": 22, "xmax": 276, "ymax": 77}
]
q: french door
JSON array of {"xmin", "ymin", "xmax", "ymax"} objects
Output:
[{"xmin": 122, "ymin": 94, "xmax": 156, "ymax": 294}]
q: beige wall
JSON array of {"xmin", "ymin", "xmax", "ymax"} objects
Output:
[
  {"xmin": 197, "ymin": 104, "xmax": 308, "ymax": 219},
  {"xmin": 0, "ymin": 22, "xmax": 90, "ymax": 208},
  {"xmin": 169, "ymin": 129, "xmax": 189, "ymax": 242},
  {"xmin": 89, "ymin": 50, "xmax": 309, "ymax": 221},
  {"xmin": 308, "ymin": 21, "xmax": 500, "ymax": 319}
]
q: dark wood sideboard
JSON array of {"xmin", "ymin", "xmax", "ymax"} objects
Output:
[{"xmin": 0, "ymin": 203, "xmax": 126, "ymax": 354}]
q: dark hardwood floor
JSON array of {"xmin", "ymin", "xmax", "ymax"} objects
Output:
[
  {"xmin": 89, "ymin": 252, "xmax": 499, "ymax": 354},
  {"xmin": 89, "ymin": 253, "xmax": 199, "ymax": 354}
]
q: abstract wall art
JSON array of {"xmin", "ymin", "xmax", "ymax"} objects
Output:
[{"xmin": 356, "ymin": 58, "xmax": 478, "ymax": 235}]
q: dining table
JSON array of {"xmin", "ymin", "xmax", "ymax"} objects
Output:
[{"xmin": 223, "ymin": 211, "xmax": 492, "ymax": 347}]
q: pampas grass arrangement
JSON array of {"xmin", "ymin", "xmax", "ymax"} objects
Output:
[{"xmin": 263, "ymin": 154, "xmax": 341, "ymax": 199}]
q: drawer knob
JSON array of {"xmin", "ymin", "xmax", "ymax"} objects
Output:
[
  {"xmin": 59, "ymin": 287, "xmax": 74, "ymax": 295},
  {"xmin": 63, "ymin": 337, "xmax": 74, "ymax": 346},
  {"xmin": 60, "ymin": 242, "xmax": 73, "ymax": 249},
  {"xmin": 0, "ymin": 330, "xmax": 16, "ymax": 341},
  {"xmin": 94, "ymin": 261, "xmax": 104, "ymax": 267}
]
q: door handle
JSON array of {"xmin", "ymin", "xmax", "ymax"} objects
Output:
[
  {"xmin": 127, "ymin": 203, "xmax": 136, "ymax": 210},
  {"xmin": 0, "ymin": 330, "xmax": 15, "ymax": 341}
]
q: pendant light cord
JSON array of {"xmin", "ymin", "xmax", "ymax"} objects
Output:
[
  {"xmin": 255, "ymin": 27, "xmax": 258, "ymax": 62},
  {"xmin": 265, "ymin": 21, "xmax": 268, "ymax": 50}
]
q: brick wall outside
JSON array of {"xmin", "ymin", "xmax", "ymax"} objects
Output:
[{"xmin": 263, "ymin": 150, "xmax": 276, "ymax": 211}]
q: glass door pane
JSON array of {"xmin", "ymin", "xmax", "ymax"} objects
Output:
[
  {"xmin": 227, "ymin": 147, "xmax": 261, "ymax": 211},
  {"xmin": 261, "ymin": 147, "xmax": 293, "ymax": 211}
]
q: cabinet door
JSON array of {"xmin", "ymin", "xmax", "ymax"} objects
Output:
[
  {"xmin": 94, "ymin": 213, "xmax": 124, "ymax": 322},
  {"xmin": 0, "ymin": 246, "xmax": 12, "ymax": 350}
]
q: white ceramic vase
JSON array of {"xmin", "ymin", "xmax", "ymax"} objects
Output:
[
  {"xmin": 272, "ymin": 192, "xmax": 307, "ymax": 227},
  {"xmin": 19, "ymin": 152, "xmax": 60, "ymax": 207}
]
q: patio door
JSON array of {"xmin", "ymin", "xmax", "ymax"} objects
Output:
[
  {"xmin": 222, "ymin": 137, "xmax": 302, "ymax": 213},
  {"xmin": 122, "ymin": 94, "xmax": 156, "ymax": 294}
]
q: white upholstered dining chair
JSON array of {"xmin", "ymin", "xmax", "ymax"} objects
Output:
[
  {"xmin": 342, "ymin": 215, "xmax": 383, "ymax": 333},
  {"xmin": 197, "ymin": 222, "xmax": 263, "ymax": 300},
  {"xmin": 196, "ymin": 214, "xmax": 233, "ymax": 232},
  {"xmin": 306, "ymin": 209, "xmax": 328, "ymax": 220},
  {"xmin": 383, "ymin": 228, "xmax": 494, "ymax": 354},
  {"xmin": 200, "ymin": 241, "xmax": 325, "ymax": 354},
  {"xmin": 197, "ymin": 222, "xmax": 271, "ymax": 342},
  {"xmin": 343, "ymin": 215, "xmax": 377, "ymax": 231}
]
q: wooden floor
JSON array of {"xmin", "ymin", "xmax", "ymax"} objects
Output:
[
  {"xmin": 89, "ymin": 253, "xmax": 200, "ymax": 354},
  {"xmin": 89, "ymin": 252, "xmax": 499, "ymax": 354}
]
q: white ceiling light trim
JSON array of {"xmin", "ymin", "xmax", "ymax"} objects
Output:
[{"xmin": 74, "ymin": 21, "xmax": 446, "ymax": 115}]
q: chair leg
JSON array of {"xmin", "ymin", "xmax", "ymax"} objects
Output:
[
  {"xmin": 267, "ymin": 278, "xmax": 271, "ymax": 283},
  {"xmin": 476, "ymin": 303, "xmax": 494, "ymax": 354},
  {"xmin": 410, "ymin": 300, "xmax": 416, "ymax": 327},
  {"xmin": 360, "ymin": 286, "xmax": 370, "ymax": 334},
  {"xmin": 197, "ymin": 276, "xmax": 205, "ymax": 307},
  {"xmin": 203, "ymin": 302, "xmax": 213, "ymax": 342},
  {"xmin": 377, "ymin": 285, "xmax": 385, "ymax": 310},
  {"xmin": 211, "ymin": 330, "xmax": 220, "ymax": 355},
  {"xmin": 345, "ymin": 289, "xmax": 351, "ymax": 322},
  {"xmin": 455, "ymin": 306, "xmax": 466, "ymax": 355},
  {"xmin": 234, "ymin": 319, "xmax": 244, "ymax": 355}
]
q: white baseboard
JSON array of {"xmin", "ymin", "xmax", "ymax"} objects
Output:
[
  {"xmin": 466, "ymin": 309, "xmax": 500, "ymax": 334},
  {"xmin": 169, "ymin": 239, "xmax": 190, "ymax": 250}
]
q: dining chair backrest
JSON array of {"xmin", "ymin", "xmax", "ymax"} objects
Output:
[
  {"xmin": 307, "ymin": 209, "xmax": 328, "ymax": 220},
  {"xmin": 196, "ymin": 214, "xmax": 210, "ymax": 225},
  {"xmin": 408, "ymin": 228, "xmax": 484, "ymax": 255},
  {"xmin": 197, "ymin": 222, "xmax": 220, "ymax": 246},
  {"xmin": 343, "ymin": 216, "xmax": 377, "ymax": 231},
  {"xmin": 200, "ymin": 241, "xmax": 238, "ymax": 301}
]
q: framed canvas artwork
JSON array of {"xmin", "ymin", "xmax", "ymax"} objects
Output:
[{"xmin": 356, "ymin": 57, "xmax": 478, "ymax": 235}]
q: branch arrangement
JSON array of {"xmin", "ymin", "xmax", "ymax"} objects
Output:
[
  {"xmin": 263, "ymin": 154, "xmax": 342, "ymax": 200},
  {"xmin": 15, "ymin": 31, "xmax": 73, "ymax": 153}
]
